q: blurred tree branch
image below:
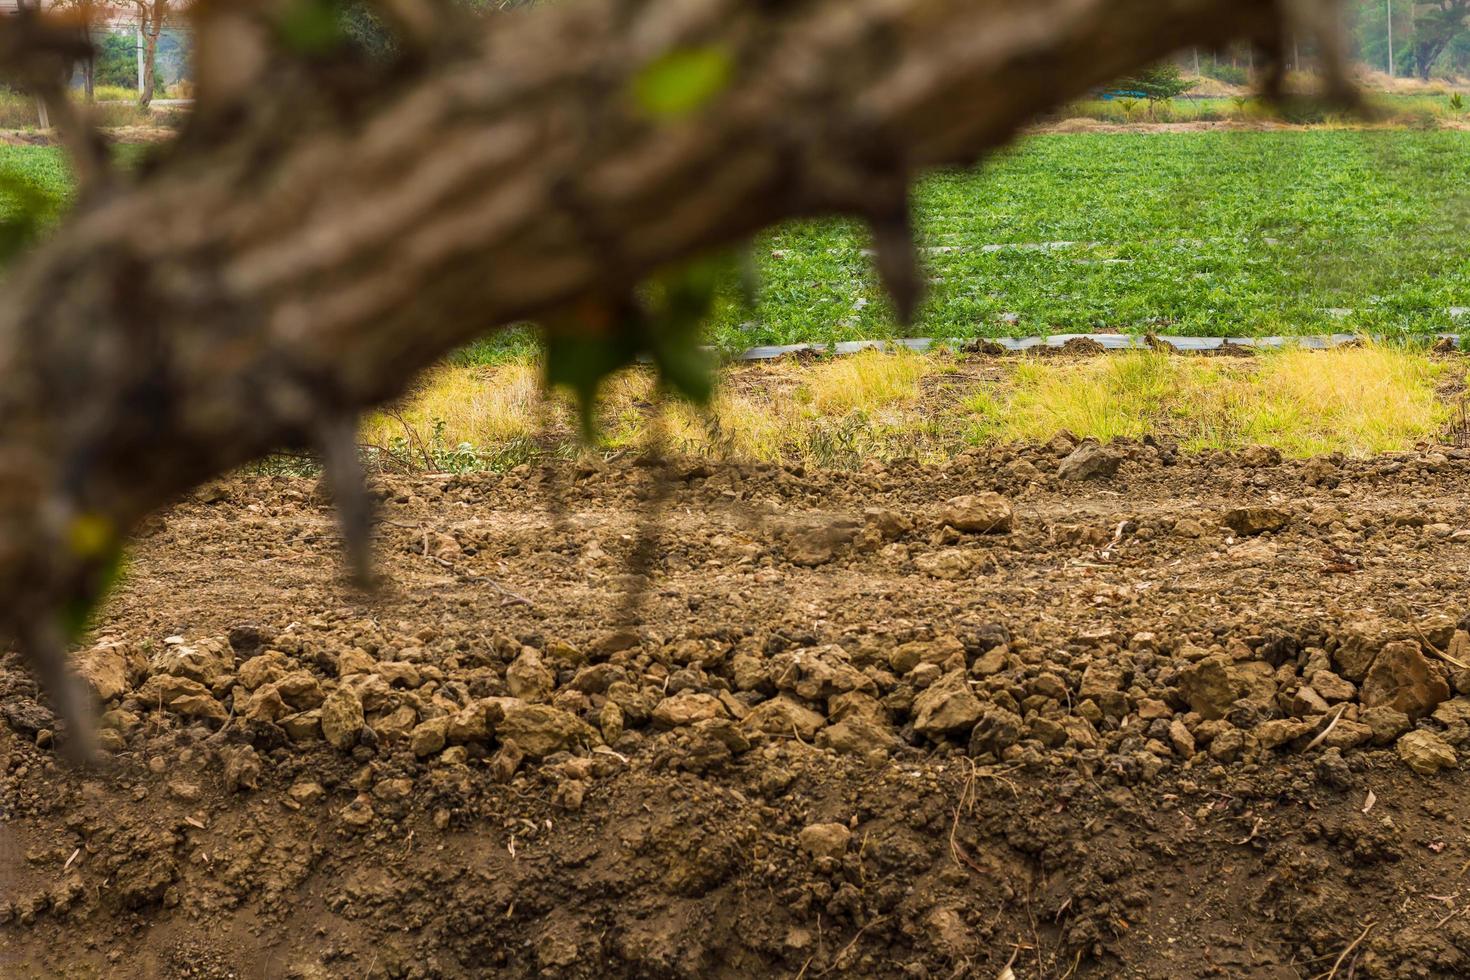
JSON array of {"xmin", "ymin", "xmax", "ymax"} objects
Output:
[{"xmin": 0, "ymin": 0, "xmax": 1352, "ymax": 749}]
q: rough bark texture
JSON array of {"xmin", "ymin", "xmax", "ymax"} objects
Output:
[
  {"xmin": 137, "ymin": 6, "xmax": 160, "ymax": 108},
  {"xmin": 0, "ymin": 0, "xmax": 1348, "ymax": 740}
]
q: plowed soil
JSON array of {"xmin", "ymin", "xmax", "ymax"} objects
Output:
[{"xmin": 7, "ymin": 437, "xmax": 1470, "ymax": 978}]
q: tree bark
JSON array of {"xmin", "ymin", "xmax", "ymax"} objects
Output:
[
  {"xmin": 1417, "ymin": 40, "xmax": 1449, "ymax": 80},
  {"xmin": 79, "ymin": 1, "xmax": 96, "ymax": 102},
  {"xmin": 136, "ymin": 1, "xmax": 162, "ymax": 107},
  {"xmin": 0, "ymin": 0, "xmax": 1340, "ymax": 700}
]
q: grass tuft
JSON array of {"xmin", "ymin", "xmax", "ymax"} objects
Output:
[
  {"xmin": 362, "ymin": 361, "xmax": 540, "ymax": 450},
  {"xmin": 1181, "ymin": 345, "xmax": 1451, "ymax": 456},
  {"xmin": 803, "ymin": 349, "xmax": 931, "ymax": 415},
  {"xmin": 966, "ymin": 345, "xmax": 1451, "ymax": 457},
  {"xmin": 967, "ymin": 351, "xmax": 1176, "ymax": 444}
]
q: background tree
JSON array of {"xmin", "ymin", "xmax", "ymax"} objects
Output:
[
  {"xmin": 1114, "ymin": 62, "xmax": 1196, "ymax": 116},
  {"xmin": 65, "ymin": 0, "xmax": 100, "ymax": 100},
  {"xmin": 1412, "ymin": 0, "xmax": 1470, "ymax": 79},
  {"xmin": 0, "ymin": 0, "xmax": 1366, "ymax": 753},
  {"xmin": 93, "ymin": 30, "xmax": 139, "ymax": 87},
  {"xmin": 132, "ymin": 0, "xmax": 166, "ymax": 106}
]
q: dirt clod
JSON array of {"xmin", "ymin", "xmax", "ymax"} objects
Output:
[
  {"xmin": 1398, "ymin": 729, "xmax": 1457, "ymax": 775},
  {"xmin": 320, "ymin": 686, "xmax": 365, "ymax": 750},
  {"xmin": 1223, "ymin": 505, "xmax": 1291, "ymax": 536},
  {"xmin": 1361, "ymin": 640, "xmax": 1450, "ymax": 721},
  {"xmin": 798, "ymin": 822, "xmax": 851, "ymax": 860},
  {"xmin": 1056, "ymin": 439, "xmax": 1122, "ymax": 480},
  {"xmin": 938, "ymin": 493, "xmax": 1014, "ymax": 533}
]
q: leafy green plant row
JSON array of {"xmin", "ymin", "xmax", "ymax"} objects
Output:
[
  {"xmin": 5, "ymin": 132, "xmax": 1470, "ymax": 362},
  {"xmin": 703, "ymin": 130, "xmax": 1470, "ymax": 349}
]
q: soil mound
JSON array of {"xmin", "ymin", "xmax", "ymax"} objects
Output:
[{"xmin": 7, "ymin": 446, "xmax": 1470, "ymax": 976}]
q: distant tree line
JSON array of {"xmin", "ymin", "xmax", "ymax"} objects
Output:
[
  {"xmin": 1346, "ymin": 0, "xmax": 1468, "ymax": 81},
  {"xmin": 1173, "ymin": 2, "xmax": 1470, "ymax": 84}
]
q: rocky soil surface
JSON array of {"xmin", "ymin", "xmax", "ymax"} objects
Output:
[{"xmin": 6, "ymin": 435, "xmax": 1470, "ymax": 977}]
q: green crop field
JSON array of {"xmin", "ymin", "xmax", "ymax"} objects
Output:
[
  {"xmin": 0, "ymin": 145, "xmax": 75, "ymax": 204},
  {"xmin": 7, "ymin": 132, "xmax": 1470, "ymax": 354},
  {"xmin": 706, "ymin": 129, "xmax": 1470, "ymax": 349},
  {"xmin": 0, "ymin": 144, "xmax": 149, "ymax": 224}
]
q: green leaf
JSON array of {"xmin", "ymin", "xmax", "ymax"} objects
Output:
[
  {"xmin": 544, "ymin": 327, "xmax": 638, "ymax": 441},
  {"xmin": 650, "ymin": 339, "xmax": 714, "ymax": 405},
  {"xmin": 278, "ymin": 0, "xmax": 351, "ymax": 54},
  {"xmin": 59, "ymin": 546, "xmax": 124, "ymax": 645},
  {"xmin": 644, "ymin": 256, "xmax": 725, "ymax": 404},
  {"xmin": 542, "ymin": 253, "xmax": 734, "ymax": 440},
  {"xmin": 631, "ymin": 46, "xmax": 733, "ymax": 120}
]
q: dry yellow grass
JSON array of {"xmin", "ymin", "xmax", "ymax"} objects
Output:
[
  {"xmin": 362, "ymin": 362, "xmax": 540, "ymax": 450},
  {"xmin": 802, "ymin": 348, "xmax": 931, "ymax": 415},
  {"xmin": 654, "ymin": 350, "xmax": 935, "ymax": 465},
  {"xmin": 966, "ymin": 345, "xmax": 1451, "ymax": 457},
  {"xmin": 1182, "ymin": 345, "xmax": 1451, "ymax": 455},
  {"xmin": 365, "ymin": 345, "xmax": 1455, "ymax": 469}
]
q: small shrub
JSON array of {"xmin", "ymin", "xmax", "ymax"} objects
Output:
[
  {"xmin": 1275, "ymin": 101, "xmax": 1326, "ymax": 125},
  {"xmin": 1203, "ymin": 63, "xmax": 1249, "ymax": 87},
  {"xmin": 1113, "ymin": 62, "xmax": 1194, "ymax": 119}
]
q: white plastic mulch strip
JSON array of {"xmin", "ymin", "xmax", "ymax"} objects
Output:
[{"xmin": 727, "ymin": 333, "xmax": 1462, "ymax": 361}]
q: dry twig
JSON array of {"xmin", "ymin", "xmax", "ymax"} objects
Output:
[
  {"xmin": 1314, "ymin": 921, "xmax": 1374, "ymax": 980},
  {"xmin": 1304, "ymin": 704, "xmax": 1347, "ymax": 752}
]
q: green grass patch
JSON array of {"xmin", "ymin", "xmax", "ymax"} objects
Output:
[
  {"xmin": 9, "ymin": 128, "xmax": 1470, "ymax": 361},
  {"xmin": 0, "ymin": 144, "xmax": 151, "ymax": 250},
  {"xmin": 0, "ymin": 145, "xmax": 73, "ymax": 202},
  {"xmin": 709, "ymin": 130, "xmax": 1470, "ymax": 348}
]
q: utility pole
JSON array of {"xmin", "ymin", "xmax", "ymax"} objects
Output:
[
  {"xmin": 20, "ymin": 0, "xmax": 50, "ymax": 128},
  {"xmin": 1388, "ymin": 0, "xmax": 1395, "ymax": 77}
]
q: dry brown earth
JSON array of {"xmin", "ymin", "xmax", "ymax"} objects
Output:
[{"xmin": 6, "ymin": 438, "xmax": 1470, "ymax": 977}]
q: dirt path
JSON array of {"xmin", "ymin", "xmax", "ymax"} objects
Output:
[{"xmin": 5, "ymin": 438, "xmax": 1470, "ymax": 977}]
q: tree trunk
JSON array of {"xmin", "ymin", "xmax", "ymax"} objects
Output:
[
  {"xmin": 0, "ymin": 0, "xmax": 1350, "ymax": 715},
  {"xmin": 1418, "ymin": 49, "xmax": 1434, "ymax": 81},
  {"xmin": 139, "ymin": 12, "xmax": 160, "ymax": 108}
]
